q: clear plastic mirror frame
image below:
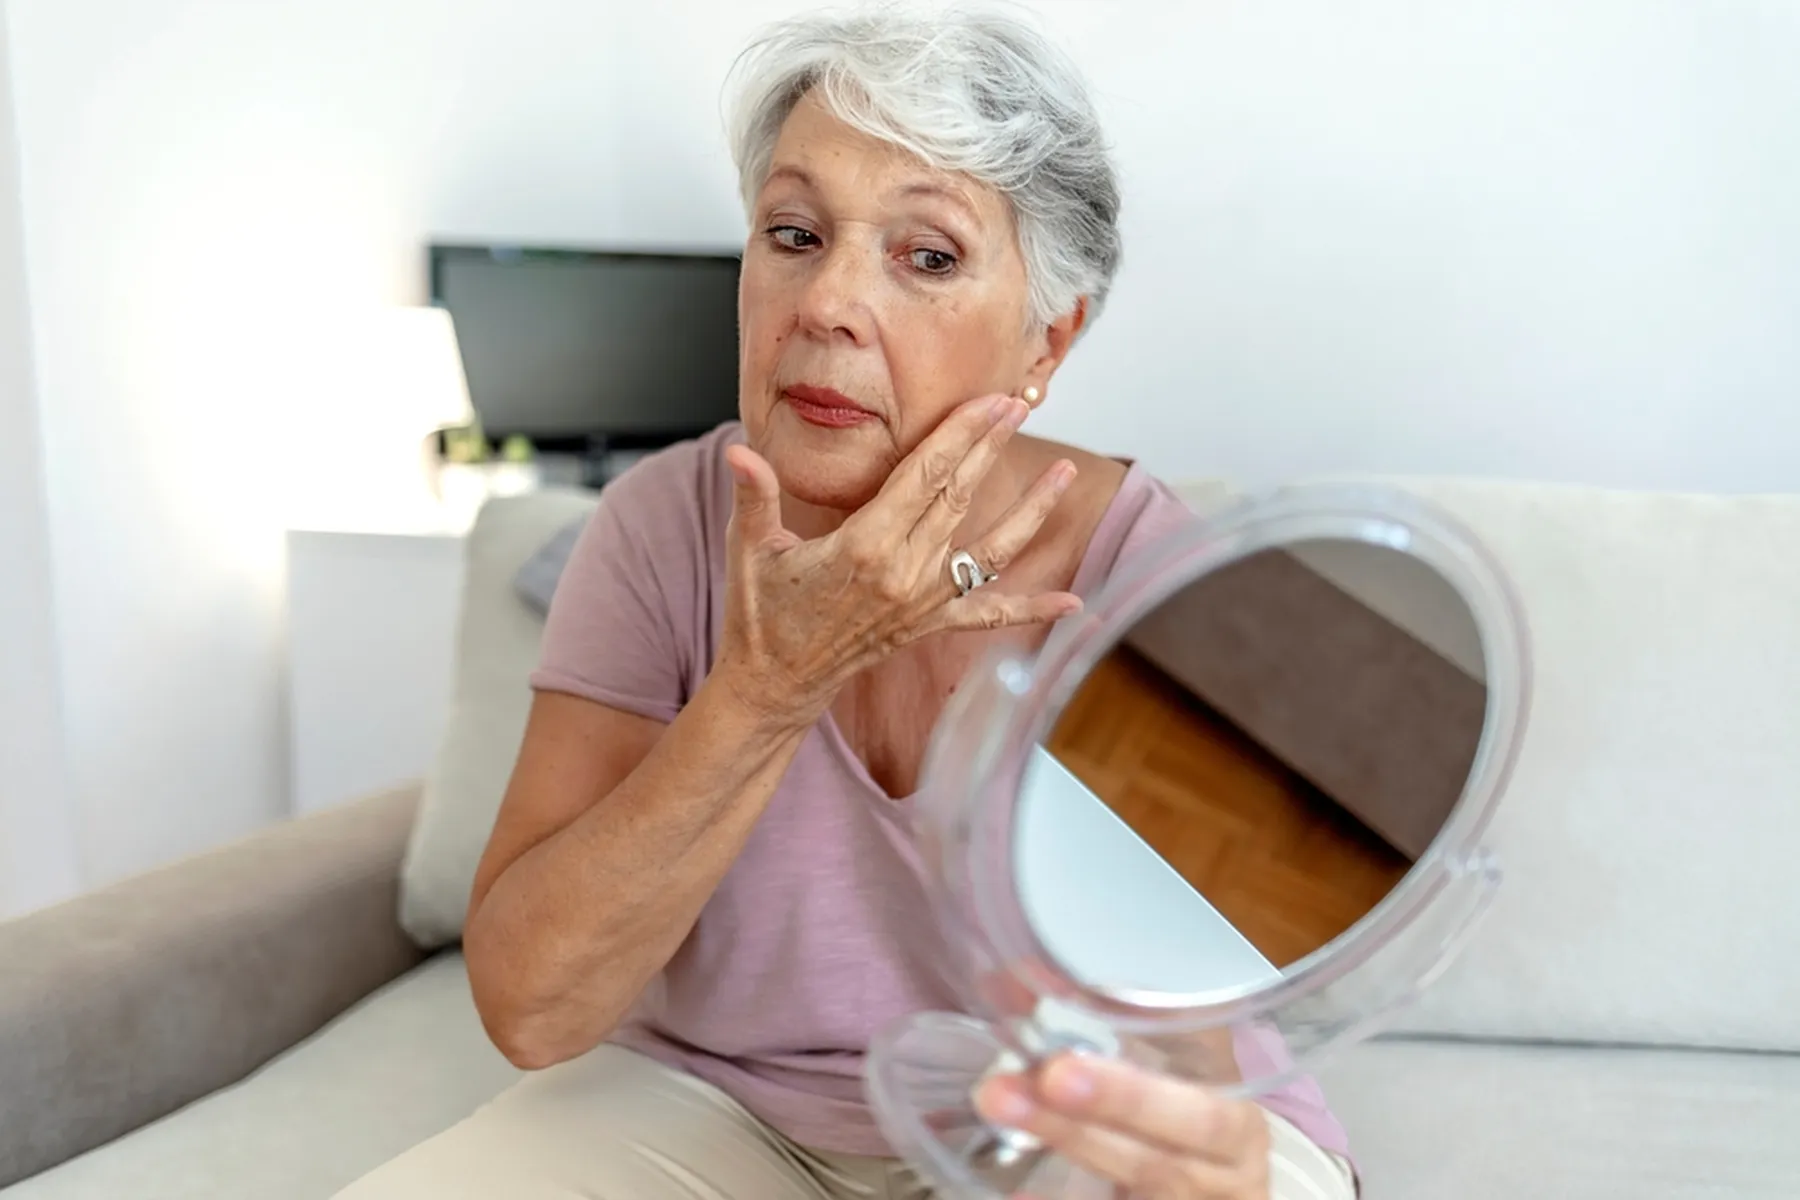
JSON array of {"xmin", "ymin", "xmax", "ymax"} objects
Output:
[{"xmin": 867, "ymin": 483, "xmax": 1534, "ymax": 1196}]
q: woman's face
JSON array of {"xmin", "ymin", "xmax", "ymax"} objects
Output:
[{"xmin": 738, "ymin": 91, "xmax": 1077, "ymax": 513}]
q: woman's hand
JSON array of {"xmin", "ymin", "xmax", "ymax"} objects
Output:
[
  {"xmin": 717, "ymin": 393, "xmax": 1080, "ymax": 728},
  {"xmin": 975, "ymin": 1053, "xmax": 1271, "ymax": 1199}
]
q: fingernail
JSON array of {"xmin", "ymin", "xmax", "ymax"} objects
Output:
[
  {"xmin": 1043, "ymin": 1058, "xmax": 1095, "ymax": 1107},
  {"xmin": 1052, "ymin": 462, "xmax": 1076, "ymax": 490},
  {"xmin": 1001, "ymin": 399, "xmax": 1028, "ymax": 430},
  {"xmin": 981, "ymin": 1083, "xmax": 1035, "ymax": 1124},
  {"xmin": 987, "ymin": 395, "xmax": 1013, "ymax": 423}
]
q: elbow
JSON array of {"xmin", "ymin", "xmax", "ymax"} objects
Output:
[
  {"xmin": 487, "ymin": 1018, "xmax": 571, "ymax": 1072},
  {"xmin": 468, "ymin": 961, "xmax": 568, "ymax": 1071},
  {"xmin": 486, "ymin": 1009, "xmax": 624, "ymax": 1072},
  {"xmin": 472, "ymin": 978, "xmax": 577, "ymax": 1071},
  {"xmin": 466, "ymin": 942, "xmax": 618, "ymax": 1072}
]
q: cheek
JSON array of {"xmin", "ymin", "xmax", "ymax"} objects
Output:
[
  {"xmin": 737, "ymin": 272, "xmax": 789, "ymax": 381},
  {"xmin": 926, "ymin": 296, "xmax": 1015, "ymax": 367},
  {"xmin": 888, "ymin": 301, "xmax": 1013, "ymax": 439},
  {"xmin": 735, "ymin": 272, "xmax": 793, "ymax": 444}
]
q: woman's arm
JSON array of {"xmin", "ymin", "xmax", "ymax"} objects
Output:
[
  {"xmin": 467, "ymin": 395, "xmax": 1074, "ymax": 1071},
  {"xmin": 463, "ymin": 676, "xmax": 810, "ymax": 1070}
]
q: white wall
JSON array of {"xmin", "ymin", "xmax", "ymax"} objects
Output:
[
  {"xmin": 5, "ymin": 0, "xmax": 1798, "ymax": 887},
  {"xmin": 0, "ymin": 4, "xmax": 78, "ymax": 916}
]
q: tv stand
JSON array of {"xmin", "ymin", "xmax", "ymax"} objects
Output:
[
  {"xmin": 571, "ymin": 437, "xmax": 649, "ymax": 490},
  {"xmin": 513, "ymin": 433, "xmax": 693, "ymax": 493}
]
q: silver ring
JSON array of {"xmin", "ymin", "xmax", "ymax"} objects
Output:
[{"xmin": 948, "ymin": 550, "xmax": 996, "ymax": 597}]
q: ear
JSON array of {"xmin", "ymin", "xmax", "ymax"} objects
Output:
[{"xmin": 1020, "ymin": 297, "xmax": 1087, "ymax": 405}]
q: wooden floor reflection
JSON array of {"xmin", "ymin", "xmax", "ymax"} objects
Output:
[{"xmin": 1045, "ymin": 646, "xmax": 1410, "ymax": 966}]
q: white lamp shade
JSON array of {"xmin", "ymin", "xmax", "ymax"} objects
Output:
[
  {"xmin": 350, "ymin": 306, "xmax": 474, "ymax": 440},
  {"xmin": 283, "ymin": 305, "xmax": 479, "ymax": 533}
]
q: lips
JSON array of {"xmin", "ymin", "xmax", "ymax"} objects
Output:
[{"xmin": 782, "ymin": 384, "xmax": 876, "ymax": 429}]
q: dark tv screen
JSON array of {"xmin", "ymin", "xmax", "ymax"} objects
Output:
[{"xmin": 430, "ymin": 245, "xmax": 741, "ymax": 450}]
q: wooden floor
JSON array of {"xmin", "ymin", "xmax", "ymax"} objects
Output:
[{"xmin": 1045, "ymin": 645, "xmax": 1410, "ymax": 967}]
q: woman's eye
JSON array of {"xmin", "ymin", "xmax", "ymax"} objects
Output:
[
  {"xmin": 909, "ymin": 248, "xmax": 958, "ymax": 275},
  {"xmin": 768, "ymin": 226, "xmax": 819, "ymax": 251}
]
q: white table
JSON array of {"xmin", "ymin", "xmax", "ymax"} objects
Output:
[
  {"xmin": 285, "ymin": 520, "xmax": 469, "ymax": 816},
  {"xmin": 1015, "ymin": 747, "xmax": 1280, "ymax": 996}
]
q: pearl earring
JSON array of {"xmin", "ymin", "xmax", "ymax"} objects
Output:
[{"xmin": 1022, "ymin": 385, "xmax": 1042, "ymax": 405}]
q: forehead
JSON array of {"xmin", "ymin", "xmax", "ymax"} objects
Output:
[{"xmin": 762, "ymin": 91, "xmax": 1010, "ymax": 229}]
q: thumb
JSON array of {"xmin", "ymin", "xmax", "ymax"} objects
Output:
[{"xmin": 725, "ymin": 444, "xmax": 791, "ymax": 550}]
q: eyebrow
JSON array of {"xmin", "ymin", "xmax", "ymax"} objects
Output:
[
  {"xmin": 762, "ymin": 164, "xmax": 815, "ymax": 192},
  {"xmin": 897, "ymin": 180, "xmax": 980, "ymax": 223},
  {"xmin": 762, "ymin": 164, "xmax": 981, "ymax": 224}
]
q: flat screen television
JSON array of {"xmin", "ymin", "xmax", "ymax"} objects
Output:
[{"xmin": 428, "ymin": 244, "xmax": 742, "ymax": 458}]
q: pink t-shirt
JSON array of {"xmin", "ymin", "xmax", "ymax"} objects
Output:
[{"xmin": 531, "ymin": 421, "xmax": 1349, "ymax": 1160}]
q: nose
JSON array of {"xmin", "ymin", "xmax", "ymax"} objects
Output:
[{"xmin": 796, "ymin": 239, "xmax": 877, "ymax": 346}]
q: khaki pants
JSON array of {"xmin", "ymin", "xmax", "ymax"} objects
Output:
[{"xmin": 334, "ymin": 1045, "xmax": 1355, "ymax": 1199}]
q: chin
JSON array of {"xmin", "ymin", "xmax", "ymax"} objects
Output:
[
  {"xmin": 767, "ymin": 447, "xmax": 889, "ymax": 513},
  {"xmin": 747, "ymin": 402, "xmax": 895, "ymax": 513}
]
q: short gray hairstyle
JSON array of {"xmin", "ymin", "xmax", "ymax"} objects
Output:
[{"xmin": 724, "ymin": 4, "xmax": 1123, "ymax": 331}]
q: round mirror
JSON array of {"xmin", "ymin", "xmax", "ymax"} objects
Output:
[
  {"xmin": 1017, "ymin": 535, "xmax": 1487, "ymax": 1001},
  {"xmin": 866, "ymin": 484, "xmax": 1532, "ymax": 1199}
]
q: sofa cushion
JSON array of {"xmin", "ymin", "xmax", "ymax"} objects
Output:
[
  {"xmin": 1364, "ymin": 480, "xmax": 1800, "ymax": 1052},
  {"xmin": 2, "ymin": 954, "xmax": 518, "ymax": 1200},
  {"xmin": 13, "ymin": 956, "xmax": 1792, "ymax": 1200},
  {"xmin": 0, "ymin": 786, "xmax": 425, "ymax": 1190},
  {"xmin": 399, "ymin": 490, "xmax": 601, "ymax": 947},
  {"xmin": 1316, "ymin": 1036, "xmax": 1800, "ymax": 1199}
]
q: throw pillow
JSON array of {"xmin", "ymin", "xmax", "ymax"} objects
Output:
[
  {"xmin": 1373, "ymin": 479, "xmax": 1800, "ymax": 1052},
  {"xmin": 398, "ymin": 489, "xmax": 600, "ymax": 948},
  {"xmin": 514, "ymin": 515, "xmax": 586, "ymax": 616}
]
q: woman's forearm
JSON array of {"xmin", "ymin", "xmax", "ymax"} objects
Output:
[{"xmin": 464, "ymin": 670, "xmax": 812, "ymax": 1068}]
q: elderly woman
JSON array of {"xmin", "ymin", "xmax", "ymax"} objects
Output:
[{"xmin": 339, "ymin": 8, "xmax": 1355, "ymax": 1200}]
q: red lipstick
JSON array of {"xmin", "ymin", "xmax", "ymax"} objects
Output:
[{"xmin": 783, "ymin": 384, "xmax": 876, "ymax": 429}]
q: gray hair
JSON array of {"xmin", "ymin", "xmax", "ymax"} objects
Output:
[{"xmin": 723, "ymin": 4, "xmax": 1123, "ymax": 332}]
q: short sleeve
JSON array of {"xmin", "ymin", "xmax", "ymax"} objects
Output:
[
  {"xmin": 1115, "ymin": 476, "xmax": 1203, "ymax": 563},
  {"xmin": 527, "ymin": 462, "xmax": 701, "ymax": 725},
  {"xmin": 1232, "ymin": 1023, "xmax": 1352, "ymax": 1160}
]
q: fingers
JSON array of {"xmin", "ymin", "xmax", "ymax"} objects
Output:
[
  {"xmin": 924, "ymin": 588, "xmax": 1082, "ymax": 638},
  {"xmin": 973, "ymin": 1063, "xmax": 1270, "ymax": 1198},
  {"xmin": 957, "ymin": 459, "xmax": 1077, "ymax": 578},
  {"xmin": 724, "ymin": 444, "xmax": 794, "ymax": 552},
  {"xmin": 914, "ymin": 458, "xmax": 1083, "ymax": 634},
  {"xmin": 865, "ymin": 394, "xmax": 1019, "ymax": 534},
  {"xmin": 1039, "ymin": 1055, "xmax": 1263, "ymax": 1163},
  {"xmin": 908, "ymin": 396, "xmax": 1030, "ymax": 545},
  {"xmin": 977, "ymin": 1083, "xmax": 1235, "ymax": 1198}
]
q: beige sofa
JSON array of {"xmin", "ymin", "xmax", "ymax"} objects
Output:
[{"xmin": 4, "ymin": 478, "xmax": 1798, "ymax": 1199}]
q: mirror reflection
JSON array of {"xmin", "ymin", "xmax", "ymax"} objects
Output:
[{"xmin": 1014, "ymin": 538, "xmax": 1488, "ymax": 997}]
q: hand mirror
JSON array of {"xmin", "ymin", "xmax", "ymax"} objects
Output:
[{"xmin": 865, "ymin": 483, "xmax": 1532, "ymax": 1199}]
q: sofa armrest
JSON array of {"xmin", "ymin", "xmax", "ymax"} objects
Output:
[{"xmin": 0, "ymin": 785, "xmax": 429, "ymax": 1188}]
